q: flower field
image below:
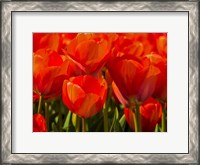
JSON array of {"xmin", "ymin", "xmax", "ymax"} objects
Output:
[{"xmin": 33, "ymin": 33, "xmax": 167, "ymax": 132}]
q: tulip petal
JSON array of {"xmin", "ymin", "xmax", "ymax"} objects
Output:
[
  {"xmin": 33, "ymin": 114, "xmax": 47, "ymax": 132},
  {"xmin": 62, "ymin": 75, "xmax": 107, "ymax": 118},
  {"xmin": 77, "ymin": 93, "xmax": 102, "ymax": 118},
  {"xmin": 33, "ymin": 33, "xmax": 60, "ymax": 52},
  {"xmin": 124, "ymin": 97, "xmax": 162, "ymax": 132},
  {"xmin": 33, "ymin": 49, "xmax": 70, "ymax": 97},
  {"xmin": 67, "ymin": 81, "xmax": 86, "ymax": 105},
  {"xmin": 108, "ymin": 58, "xmax": 146, "ymax": 100},
  {"xmin": 157, "ymin": 36, "xmax": 167, "ymax": 58},
  {"xmin": 140, "ymin": 98, "xmax": 162, "ymax": 131},
  {"xmin": 67, "ymin": 33, "xmax": 109, "ymax": 74},
  {"xmin": 124, "ymin": 107, "xmax": 135, "ymax": 131},
  {"xmin": 112, "ymin": 82, "xmax": 128, "ymax": 105},
  {"xmin": 138, "ymin": 65, "xmax": 161, "ymax": 101}
]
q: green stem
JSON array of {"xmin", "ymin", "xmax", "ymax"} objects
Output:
[
  {"xmin": 82, "ymin": 118, "xmax": 85, "ymax": 132},
  {"xmin": 76, "ymin": 116, "xmax": 81, "ymax": 132},
  {"xmin": 103, "ymin": 107, "xmax": 108, "ymax": 132},
  {"xmin": 109, "ymin": 114, "xmax": 115, "ymax": 132},
  {"xmin": 45, "ymin": 102, "xmax": 49, "ymax": 131},
  {"xmin": 162, "ymin": 108, "xmax": 166, "ymax": 132},
  {"xmin": 134, "ymin": 108, "xmax": 141, "ymax": 132},
  {"xmin": 155, "ymin": 124, "xmax": 159, "ymax": 132},
  {"xmin": 132, "ymin": 101, "xmax": 141, "ymax": 132},
  {"xmin": 65, "ymin": 111, "xmax": 72, "ymax": 132},
  {"xmin": 37, "ymin": 95, "xmax": 43, "ymax": 114}
]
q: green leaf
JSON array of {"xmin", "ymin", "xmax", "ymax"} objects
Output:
[
  {"xmin": 71, "ymin": 113, "xmax": 81, "ymax": 132},
  {"xmin": 114, "ymin": 120, "xmax": 123, "ymax": 132},
  {"xmin": 119, "ymin": 114, "xmax": 126, "ymax": 131},
  {"xmin": 109, "ymin": 108, "xmax": 116, "ymax": 132},
  {"xmin": 55, "ymin": 115, "xmax": 59, "ymax": 124},
  {"xmin": 52, "ymin": 122, "xmax": 58, "ymax": 132},
  {"xmin": 63, "ymin": 111, "xmax": 72, "ymax": 132},
  {"xmin": 155, "ymin": 124, "xmax": 159, "ymax": 132},
  {"xmin": 110, "ymin": 107, "xmax": 120, "ymax": 132},
  {"xmin": 72, "ymin": 113, "xmax": 77, "ymax": 127},
  {"xmin": 115, "ymin": 107, "xmax": 119, "ymax": 120}
]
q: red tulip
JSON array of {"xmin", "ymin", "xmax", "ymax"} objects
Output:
[
  {"xmin": 107, "ymin": 56, "xmax": 161, "ymax": 103},
  {"xmin": 33, "ymin": 33, "xmax": 77, "ymax": 54},
  {"xmin": 61, "ymin": 55, "xmax": 86, "ymax": 78},
  {"xmin": 107, "ymin": 33, "xmax": 167, "ymax": 103},
  {"xmin": 156, "ymin": 35, "xmax": 167, "ymax": 58},
  {"xmin": 62, "ymin": 75, "xmax": 107, "ymax": 118},
  {"xmin": 33, "ymin": 48, "xmax": 86, "ymax": 100},
  {"xmin": 58, "ymin": 33, "xmax": 78, "ymax": 54},
  {"xmin": 33, "ymin": 49, "xmax": 68, "ymax": 98},
  {"xmin": 33, "ymin": 93, "xmax": 40, "ymax": 102},
  {"xmin": 33, "ymin": 114, "xmax": 47, "ymax": 132},
  {"xmin": 111, "ymin": 34, "xmax": 144, "ymax": 60},
  {"xmin": 33, "ymin": 33, "xmax": 61, "ymax": 53},
  {"xmin": 111, "ymin": 33, "xmax": 167, "ymax": 60},
  {"xmin": 142, "ymin": 53, "xmax": 167, "ymax": 100},
  {"xmin": 66, "ymin": 33, "xmax": 111, "ymax": 74},
  {"xmin": 60, "ymin": 33, "xmax": 78, "ymax": 45},
  {"xmin": 124, "ymin": 97, "xmax": 162, "ymax": 132},
  {"xmin": 91, "ymin": 33, "xmax": 118, "ymax": 53}
]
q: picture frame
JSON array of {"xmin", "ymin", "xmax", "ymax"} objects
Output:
[{"xmin": 1, "ymin": 1, "xmax": 199, "ymax": 164}]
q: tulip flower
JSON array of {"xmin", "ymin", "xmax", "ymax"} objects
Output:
[
  {"xmin": 33, "ymin": 49, "xmax": 84, "ymax": 98},
  {"xmin": 112, "ymin": 33, "xmax": 167, "ymax": 60},
  {"xmin": 124, "ymin": 97, "xmax": 162, "ymax": 132},
  {"xmin": 142, "ymin": 53, "xmax": 167, "ymax": 100},
  {"xmin": 60, "ymin": 33, "xmax": 78, "ymax": 45},
  {"xmin": 33, "ymin": 93, "xmax": 40, "ymax": 102},
  {"xmin": 62, "ymin": 75, "xmax": 107, "ymax": 118},
  {"xmin": 33, "ymin": 33, "xmax": 61, "ymax": 53},
  {"xmin": 34, "ymin": 49, "xmax": 86, "ymax": 100},
  {"xmin": 107, "ymin": 56, "xmax": 161, "ymax": 103},
  {"xmin": 33, "ymin": 114, "xmax": 47, "ymax": 132},
  {"xmin": 66, "ymin": 33, "xmax": 111, "ymax": 74},
  {"xmin": 112, "ymin": 34, "xmax": 144, "ymax": 60},
  {"xmin": 33, "ymin": 49, "xmax": 68, "ymax": 98},
  {"xmin": 33, "ymin": 33, "xmax": 77, "ymax": 54},
  {"xmin": 156, "ymin": 35, "xmax": 167, "ymax": 58}
]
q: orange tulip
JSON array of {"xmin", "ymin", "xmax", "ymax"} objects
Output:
[
  {"xmin": 66, "ymin": 33, "xmax": 111, "ymax": 74},
  {"xmin": 62, "ymin": 75, "xmax": 107, "ymax": 118},
  {"xmin": 33, "ymin": 33, "xmax": 77, "ymax": 54},
  {"xmin": 124, "ymin": 97, "xmax": 162, "ymax": 132},
  {"xmin": 111, "ymin": 33, "xmax": 167, "ymax": 60},
  {"xmin": 156, "ymin": 34, "xmax": 167, "ymax": 58},
  {"xmin": 111, "ymin": 33, "xmax": 144, "ymax": 60},
  {"xmin": 33, "ymin": 33, "xmax": 61, "ymax": 53},
  {"xmin": 33, "ymin": 114, "xmax": 47, "ymax": 132},
  {"xmin": 33, "ymin": 49, "xmax": 68, "ymax": 98}
]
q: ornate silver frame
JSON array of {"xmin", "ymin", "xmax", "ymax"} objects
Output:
[{"xmin": 1, "ymin": 1, "xmax": 199, "ymax": 164}]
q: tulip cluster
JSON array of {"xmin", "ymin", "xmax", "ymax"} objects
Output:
[{"xmin": 33, "ymin": 33, "xmax": 167, "ymax": 132}]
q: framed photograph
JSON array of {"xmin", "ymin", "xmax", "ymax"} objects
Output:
[{"xmin": 1, "ymin": 1, "xmax": 199, "ymax": 164}]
